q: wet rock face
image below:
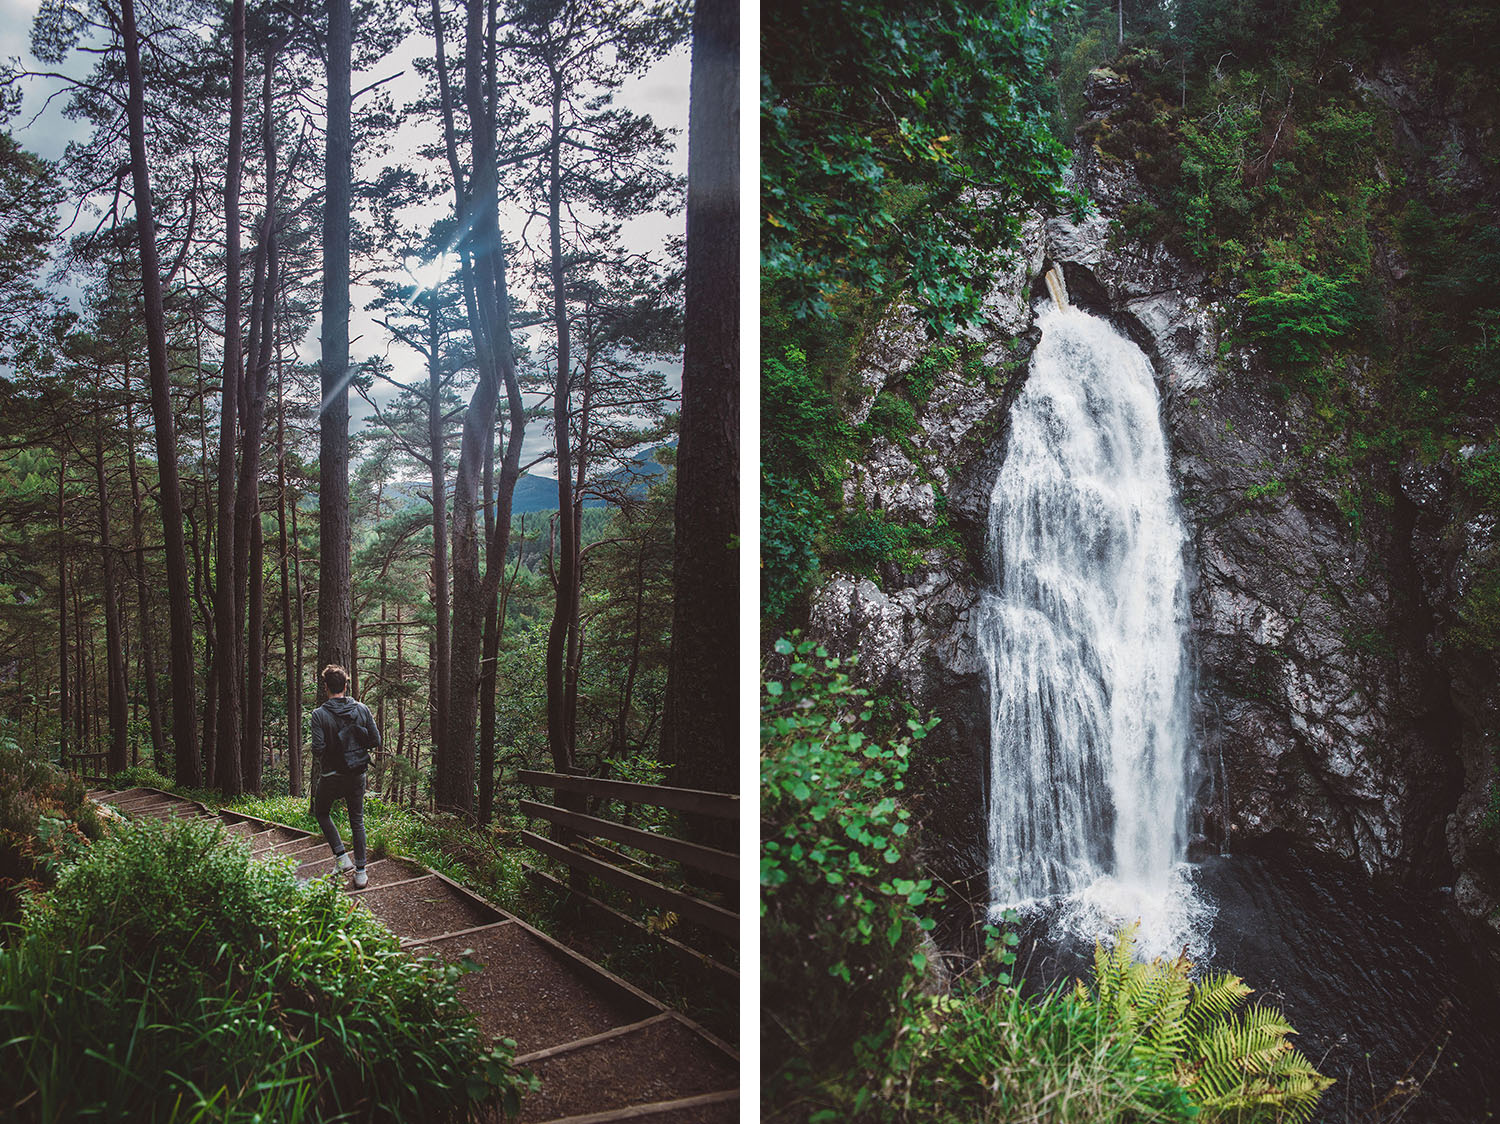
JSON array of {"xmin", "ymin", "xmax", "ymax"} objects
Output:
[
  {"xmin": 1172, "ymin": 377, "xmax": 1463, "ymax": 880},
  {"xmin": 807, "ymin": 70, "xmax": 1498, "ymax": 933}
]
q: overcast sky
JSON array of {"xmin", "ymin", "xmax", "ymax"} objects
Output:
[{"xmin": 0, "ymin": 0, "xmax": 691, "ymax": 479}]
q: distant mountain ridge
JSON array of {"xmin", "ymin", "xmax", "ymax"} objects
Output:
[{"xmin": 509, "ymin": 446, "xmax": 669, "ymax": 515}]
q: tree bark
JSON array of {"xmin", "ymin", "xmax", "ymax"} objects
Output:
[
  {"xmin": 122, "ymin": 0, "xmax": 200, "ymax": 785},
  {"xmin": 245, "ymin": 500, "xmax": 264, "ymax": 790},
  {"xmin": 544, "ymin": 73, "xmax": 579, "ymax": 782},
  {"xmin": 123, "ymin": 363, "xmax": 166, "ymax": 769},
  {"xmin": 237, "ymin": 44, "xmax": 279, "ymax": 794},
  {"xmin": 477, "ymin": 429, "xmax": 500, "ymax": 824},
  {"xmin": 276, "ymin": 337, "xmax": 302, "ymax": 795},
  {"xmin": 318, "ymin": 0, "xmax": 355, "ymax": 695},
  {"xmin": 435, "ymin": 0, "xmax": 525, "ymax": 815},
  {"xmin": 661, "ymin": 0, "xmax": 739, "ymax": 801},
  {"xmin": 214, "ymin": 0, "xmax": 247, "ymax": 794},
  {"xmin": 57, "ymin": 449, "xmax": 67, "ymax": 763},
  {"xmin": 428, "ymin": 297, "xmax": 451, "ymax": 764},
  {"xmin": 95, "ymin": 424, "xmax": 129, "ymax": 774}
]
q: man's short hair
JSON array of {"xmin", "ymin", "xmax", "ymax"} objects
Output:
[{"xmin": 322, "ymin": 664, "xmax": 349, "ymax": 695}]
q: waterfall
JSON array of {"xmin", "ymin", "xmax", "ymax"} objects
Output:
[{"xmin": 981, "ymin": 299, "xmax": 1209, "ymax": 956}]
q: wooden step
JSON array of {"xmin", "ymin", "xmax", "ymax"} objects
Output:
[
  {"xmin": 529, "ymin": 1090, "xmax": 738, "ymax": 1124},
  {"xmin": 411, "ymin": 921, "xmax": 654, "ymax": 1054},
  {"xmin": 355, "ymin": 875, "xmax": 503, "ymax": 942},
  {"xmin": 516, "ymin": 1016, "xmax": 737, "ymax": 1123}
]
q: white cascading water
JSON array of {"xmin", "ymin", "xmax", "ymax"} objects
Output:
[{"xmin": 982, "ymin": 274, "xmax": 1211, "ymax": 958}]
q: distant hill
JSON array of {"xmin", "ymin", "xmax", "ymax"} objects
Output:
[{"xmin": 510, "ymin": 446, "xmax": 670, "ymax": 515}]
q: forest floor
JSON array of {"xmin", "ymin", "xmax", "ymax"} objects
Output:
[{"xmin": 89, "ymin": 786, "xmax": 739, "ymax": 1124}]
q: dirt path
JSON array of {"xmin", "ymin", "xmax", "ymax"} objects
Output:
[{"xmin": 90, "ymin": 787, "xmax": 739, "ymax": 1124}]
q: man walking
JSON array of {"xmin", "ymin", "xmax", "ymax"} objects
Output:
[{"xmin": 310, "ymin": 664, "xmax": 380, "ymax": 887}]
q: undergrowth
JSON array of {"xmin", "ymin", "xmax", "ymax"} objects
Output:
[
  {"xmin": 761, "ymin": 636, "xmax": 1330, "ymax": 1123},
  {"xmin": 96, "ymin": 776, "xmax": 736, "ymax": 1042},
  {"xmin": 0, "ymin": 816, "xmax": 532, "ymax": 1122},
  {"xmin": 0, "ymin": 723, "xmax": 102, "ymax": 922}
]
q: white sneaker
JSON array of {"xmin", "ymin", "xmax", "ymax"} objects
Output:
[
  {"xmin": 335, "ymin": 852, "xmax": 354, "ymax": 874},
  {"xmin": 353, "ymin": 869, "xmax": 368, "ymax": 888}
]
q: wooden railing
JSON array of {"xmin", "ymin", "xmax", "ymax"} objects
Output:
[{"xmin": 516, "ymin": 770, "xmax": 738, "ymax": 981}]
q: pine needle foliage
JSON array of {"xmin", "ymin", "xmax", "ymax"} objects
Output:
[{"xmin": 1076, "ymin": 924, "xmax": 1333, "ymax": 1123}]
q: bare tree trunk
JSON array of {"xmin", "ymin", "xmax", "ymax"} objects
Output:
[
  {"xmin": 214, "ymin": 0, "xmax": 248, "ymax": 794},
  {"xmin": 122, "ymin": 0, "xmax": 200, "ymax": 785},
  {"xmin": 543, "ymin": 73, "xmax": 579, "ymax": 783},
  {"xmin": 95, "ymin": 426, "xmax": 129, "ymax": 774},
  {"xmin": 276, "ymin": 338, "xmax": 302, "ymax": 795},
  {"xmin": 57, "ymin": 450, "xmax": 67, "ymax": 763},
  {"xmin": 238, "ymin": 45, "xmax": 279, "ymax": 794},
  {"xmin": 662, "ymin": 0, "xmax": 739, "ymax": 804},
  {"xmin": 123, "ymin": 365, "xmax": 166, "ymax": 768},
  {"xmin": 377, "ymin": 597, "xmax": 388, "ymax": 793},
  {"xmin": 428, "ymin": 298, "xmax": 451, "ymax": 764},
  {"xmin": 292, "ymin": 459, "xmax": 305, "ymax": 775},
  {"xmin": 435, "ymin": 0, "xmax": 525, "ymax": 815},
  {"xmin": 74, "ymin": 580, "xmax": 86, "ymax": 752},
  {"xmin": 477, "ymin": 432, "xmax": 500, "ymax": 824},
  {"xmin": 563, "ymin": 371, "xmax": 591, "ymax": 756},
  {"xmin": 245, "ymin": 506, "xmax": 265, "ymax": 791},
  {"xmin": 613, "ymin": 537, "xmax": 648, "ymax": 756},
  {"xmin": 317, "ymin": 0, "xmax": 355, "ymax": 698}
]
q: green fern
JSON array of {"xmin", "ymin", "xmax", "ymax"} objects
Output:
[{"xmin": 1077, "ymin": 924, "xmax": 1333, "ymax": 1123}]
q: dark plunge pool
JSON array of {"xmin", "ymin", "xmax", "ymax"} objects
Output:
[{"xmin": 1011, "ymin": 846, "xmax": 1500, "ymax": 1123}]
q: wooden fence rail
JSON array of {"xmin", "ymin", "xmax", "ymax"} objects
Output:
[{"xmin": 516, "ymin": 770, "xmax": 739, "ymax": 976}]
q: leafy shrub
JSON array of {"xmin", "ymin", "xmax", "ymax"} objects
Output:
[
  {"xmin": 826, "ymin": 505, "xmax": 916, "ymax": 577},
  {"xmin": 762, "ymin": 471, "xmax": 830, "ymax": 621},
  {"xmin": 860, "ymin": 391, "xmax": 919, "ymax": 446},
  {"xmin": 0, "ymin": 816, "xmax": 531, "ymax": 1122},
  {"xmin": 1240, "ymin": 262, "xmax": 1368, "ymax": 375},
  {"xmin": 892, "ymin": 924, "xmax": 1330, "ymax": 1123},
  {"xmin": 763, "ymin": 343, "xmax": 853, "ymax": 490},
  {"xmin": 761, "ymin": 636, "xmax": 939, "ymax": 1110},
  {"xmin": 904, "ymin": 345, "xmax": 957, "ymax": 407},
  {"xmin": 0, "ymin": 726, "xmax": 101, "ymax": 920},
  {"xmin": 109, "ymin": 764, "xmax": 174, "ymax": 791},
  {"xmin": 895, "ymin": 975, "xmax": 1200, "ymax": 1123}
]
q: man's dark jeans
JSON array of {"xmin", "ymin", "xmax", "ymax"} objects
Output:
[{"xmin": 313, "ymin": 770, "xmax": 366, "ymax": 869}]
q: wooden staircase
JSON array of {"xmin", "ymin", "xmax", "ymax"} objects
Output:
[{"xmin": 89, "ymin": 787, "xmax": 739, "ymax": 1124}]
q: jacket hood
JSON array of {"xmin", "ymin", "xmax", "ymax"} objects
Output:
[{"xmin": 323, "ymin": 696, "xmax": 362, "ymax": 718}]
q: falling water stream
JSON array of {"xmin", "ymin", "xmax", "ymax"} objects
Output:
[
  {"xmin": 981, "ymin": 282, "xmax": 1210, "ymax": 958},
  {"xmin": 977, "ymin": 273, "xmax": 1500, "ymax": 1118}
]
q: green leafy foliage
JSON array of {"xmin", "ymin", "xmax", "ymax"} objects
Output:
[
  {"xmin": 894, "ymin": 977, "xmax": 1200, "ymax": 1123},
  {"xmin": 1240, "ymin": 263, "xmax": 1368, "ymax": 376},
  {"xmin": 0, "ymin": 816, "xmax": 533, "ymax": 1122},
  {"xmin": 826, "ymin": 505, "xmax": 917, "ymax": 578},
  {"xmin": 761, "ymin": 635, "xmax": 939, "ymax": 1108},
  {"xmin": 0, "ymin": 724, "xmax": 100, "ymax": 920},
  {"xmin": 762, "ymin": 0, "xmax": 1076, "ymax": 332},
  {"xmin": 1058, "ymin": 0, "xmax": 1500, "ymax": 660},
  {"xmin": 762, "ymin": 473, "xmax": 830, "ymax": 622},
  {"xmin": 761, "ymin": 341, "xmax": 853, "ymax": 619}
]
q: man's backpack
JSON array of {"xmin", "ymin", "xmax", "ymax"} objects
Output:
[{"xmin": 333, "ymin": 707, "xmax": 375, "ymax": 774}]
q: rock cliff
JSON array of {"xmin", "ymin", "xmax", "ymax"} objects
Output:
[{"xmin": 808, "ymin": 71, "xmax": 1500, "ymax": 943}]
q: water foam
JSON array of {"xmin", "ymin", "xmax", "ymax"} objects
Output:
[{"xmin": 982, "ymin": 301, "xmax": 1207, "ymax": 960}]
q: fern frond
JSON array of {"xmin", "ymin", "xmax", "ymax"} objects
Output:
[
  {"xmin": 1183, "ymin": 970, "xmax": 1252, "ymax": 1038},
  {"xmin": 1081, "ymin": 925, "xmax": 1332, "ymax": 1123}
]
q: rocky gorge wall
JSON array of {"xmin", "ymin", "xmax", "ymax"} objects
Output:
[{"xmin": 807, "ymin": 76, "xmax": 1500, "ymax": 947}]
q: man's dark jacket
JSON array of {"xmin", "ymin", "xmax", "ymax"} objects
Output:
[{"xmin": 310, "ymin": 696, "xmax": 381, "ymax": 775}]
